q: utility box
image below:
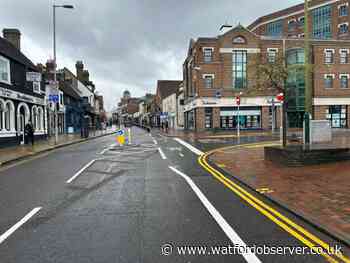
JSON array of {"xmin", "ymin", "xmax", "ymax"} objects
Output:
[{"xmin": 310, "ymin": 120, "xmax": 332, "ymax": 144}]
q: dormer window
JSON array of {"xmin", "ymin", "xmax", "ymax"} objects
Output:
[
  {"xmin": 288, "ymin": 19, "xmax": 297, "ymax": 31},
  {"xmin": 0, "ymin": 55, "xmax": 11, "ymax": 84},
  {"xmin": 203, "ymin": 47, "xmax": 214, "ymax": 63},
  {"xmin": 298, "ymin": 17, "xmax": 305, "ymax": 27}
]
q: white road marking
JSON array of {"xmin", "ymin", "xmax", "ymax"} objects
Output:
[
  {"xmin": 0, "ymin": 207, "xmax": 42, "ymax": 245},
  {"xmin": 173, "ymin": 138, "xmax": 204, "ymax": 156},
  {"xmin": 66, "ymin": 159, "xmax": 96, "ymax": 184},
  {"xmin": 158, "ymin": 147, "xmax": 167, "ymax": 160},
  {"xmin": 153, "ymin": 139, "xmax": 158, "ymax": 145},
  {"xmin": 179, "ymin": 153, "xmax": 184, "ymax": 157},
  {"xmin": 168, "ymin": 166, "xmax": 261, "ymax": 263},
  {"xmin": 99, "ymin": 148, "xmax": 109, "ymax": 155}
]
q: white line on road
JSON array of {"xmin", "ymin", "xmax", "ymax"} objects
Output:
[
  {"xmin": 173, "ymin": 138, "xmax": 204, "ymax": 156},
  {"xmin": 158, "ymin": 147, "xmax": 167, "ymax": 160},
  {"xmin": 179, "ymin": 153, "xmax": 184, "ymax": 157},
  {"xmin": 99, "ymin": 148, "xmax": 109, "ymax": 155},
  {"xmin": 0, "ymin": 207, "xmax": 42, "ymax": 245},
  {"xmin": 66, "ymin": 159, "xmax": 96, "ymax": 184},
  {"xmin": 168, "ymin": 166, "xmax": 261, "ymax": 263},
  {"xmin": 153, "ymin": 139, "xmax": 158, "ymax": 145}
]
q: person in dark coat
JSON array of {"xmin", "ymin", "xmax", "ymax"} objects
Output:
[{"xmin": 24, "ymin": 121, "xmax": 34, "ymax": 146}]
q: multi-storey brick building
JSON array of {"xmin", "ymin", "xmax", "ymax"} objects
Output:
[{"xmin": 183, "ymin": 0, "xmax": 350, "ymax": 131}]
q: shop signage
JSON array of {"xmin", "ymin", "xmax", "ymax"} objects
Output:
[
  {"xmin": 220, "ymin": 110, "xmax": 261, "ymax": 117},
  {"xmin": 0, "ymin": 87, "xmax": 45, "ymax": 105},
  {"xmin": 26, "ymin": 72, "xmax": 42, "ymax": 82}
]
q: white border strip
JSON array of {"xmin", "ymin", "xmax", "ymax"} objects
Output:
[
  {"xmin": 169, "ymin": 166, "xmax": 261, "ymax": 263},
  {"xmin": 173, "ymin": 138, "xmax": 204, "ymax": 156},
  {"xmin": 158, "ymin": 148, "xmax": 167, "ymax": 160},
  {"xmin": 66, "ymin": 159, "xmax": 96, "ymax": 184},
  {"xmin": 0, "ymin": 207, "xmax": 42, "ymax": 245}
]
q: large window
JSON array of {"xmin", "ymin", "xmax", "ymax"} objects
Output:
[
  {"xmin": 312, "ymin": 5, "xmax": 332, "ymax": 39},
  {"xmin": 340, "ymin": 75, "xmax": 349, "ymax": 89},
  {"xmin": 232, "ymin": 51, "xmax": 247, "ymax": 89},
  {"xmin": 339, "ymin": 4, "xmax": 348, "ymax": 17},
  {"xmin": 327, "ymin": 105, "xmax": 347, "ymax": 128},
  {"xmin": 266, "ymin": 20, "xmax": 283, "ymax": 37},
  {"xmin": 340, "ymin": 49, "xmax": 349, "ymax": 64},
  {"xmin": 0, "ymin": 56, "xmax": 10, "ymax": 84},
  {"xmin": 324, "ymin": 49, "xmax": 334, "ymax": 64},
  {"xmin": 203, "ymin": 75, "xmax": 214, "ymax": 89},
  {"xmin": 203, "ymin": 48, "xmax": 213, "ymax": 63},
  {"xmin": 324, "ymin": 74, "xmax": 334, "ymax": 88}
]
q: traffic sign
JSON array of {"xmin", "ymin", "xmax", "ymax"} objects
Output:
[
  {"xmin": 49, "ymin": 94, "xmax": 59, "ymax": 103},
  {"xmin": 276, "ymin": 93, "xmax": 284, "ymax": 102},
  {"xmin": 116, "ymin": 129, "xmax": 125, "ymax": 136},
  {"xmin": 236, "ymin": 96, "xmax": 241, "ymax": 106}
]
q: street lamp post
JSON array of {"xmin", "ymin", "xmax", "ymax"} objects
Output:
[{"xmin": 52, "ymin": 4, "xmax": 74, "ymax": 144}]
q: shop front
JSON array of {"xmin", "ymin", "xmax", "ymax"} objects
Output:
[{"xmin": 219, "ymin": 107, "xmax": 262, "ymax": 130}]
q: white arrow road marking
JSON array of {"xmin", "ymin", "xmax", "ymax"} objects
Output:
[
  {"xmin": 158, "ymin": 148, "xmax": 167, "ymax": 160},
  {"xmin": 173, "ymin": 138, "xmax": 204, "ymax": 156},
  {"xmin": 0, "ymin": 207, "xmax": 42, "ymax": 245},
  {"xmin": 169, "ymin": 166, "xmax": 261, "ymax": 263},
  {"xmin": 66, "ymin": 159, "xmax": 96, "ymax": 184}
]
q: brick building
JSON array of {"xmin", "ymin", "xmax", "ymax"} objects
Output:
[{"xmin": 183, "ymin": 0, "xmax": 350, "ymax": 131}]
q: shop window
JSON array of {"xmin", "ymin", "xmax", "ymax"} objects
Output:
[{"xmin": 327, "ymin": 105, "xmax": 347, "ymax": 128}]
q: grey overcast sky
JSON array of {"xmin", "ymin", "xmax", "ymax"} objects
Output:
[{"xmin": 2, "ymin": 0, "xmax": 300, "ymax": 111}]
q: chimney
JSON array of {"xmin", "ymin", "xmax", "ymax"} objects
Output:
[
  {"xmin": 75, "ymin": 61, "xmax": 84, "ymax": 81},
  {"xmin": 3, "ymin": 28, "xmax": 21, "ymax": 50},
  {"xmin": 82, "ymin": 70, "xmax": 90, "ymax": 83}
]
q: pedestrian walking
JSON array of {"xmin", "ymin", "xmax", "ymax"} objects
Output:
[
  {"xmin": 24, "ymin": 121, "xmax": 34, "ymax": 146},
  {"xmin": 165, "ymin": 120, "xmax": 169, "ymax": 133}
]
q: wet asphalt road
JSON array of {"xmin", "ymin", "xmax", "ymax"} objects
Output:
[{"xmin": 0, "ymin": 127, "xmax": 344, "ymax": 262}]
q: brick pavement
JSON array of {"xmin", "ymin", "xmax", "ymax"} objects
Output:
[{"xmin": 210, "ymin": 141, "xmax": 350, "ymax": 246}]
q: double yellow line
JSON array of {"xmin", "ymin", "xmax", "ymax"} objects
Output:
[{"xmin": 198, "ymin": 143, "xmax": 350, "ymax": 263}]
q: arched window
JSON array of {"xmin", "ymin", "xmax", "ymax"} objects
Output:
[
  {"xmin": 32, "ymin": 106, "xmax": 38, "ymax": 131},
  {"xmin": 0, "ymin": 99, "xmax": 5, "ymax": 131},
  {"xmin": 5, "ymin": 100, "xmax": 15, "ymax": 131},
  {"xmin": 37, "ymin": 107, "xmax": 43, "ymax": 131}
]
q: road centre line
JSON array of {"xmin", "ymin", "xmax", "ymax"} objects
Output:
[
  {"xmin": 99, "ymin": 148, "xmax": 110, "ymax": 155},
  {"xmin": 158, "ymin": 147, "xmax": 167, "ymax": 160},
  {"xmin": 66, "ymin": 159, "xmax": 96, "ymax": 184},
  {"xmin": 173, "ymin": 138, "xmax": 204, "ymax": 156},
  {"xmin": 0, "ymin": 207, "xmax": 42, "ymax": 245},
  {"xmin": 169, "ymin": 166, "xmax": 261, "ymax": 263},
  {"xmin": 199, "ymin": 149, "xmax": 348, "ymax": 263}
]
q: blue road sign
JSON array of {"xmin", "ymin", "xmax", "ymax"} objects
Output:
[
  {"xmin": 116, "ymin": 129, "xmax": 125, "ymax": 136},
  {"xmin": 49, "ymin": 94, "xmax": 59, "ymax": 103}
]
